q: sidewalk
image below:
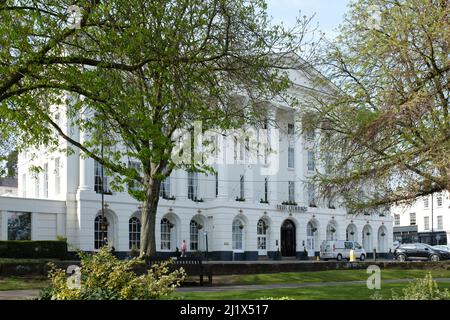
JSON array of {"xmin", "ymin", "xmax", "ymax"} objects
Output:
[
  {"xmin": 176, "ymin": 278, "xmax": 450, "ymax": 292},
  {"xmin": 0, "ymin": 289, "xmax": 40, "ymax": 300}
]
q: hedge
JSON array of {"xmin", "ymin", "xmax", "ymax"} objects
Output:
[{"xmin": 0, "ymin": 241, "xmax": 68, "ymax": 259}]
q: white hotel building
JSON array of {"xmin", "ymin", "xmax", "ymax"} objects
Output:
[{"xmin": 0, "ymin": 68, "xmax": 392, "ymax": 260}]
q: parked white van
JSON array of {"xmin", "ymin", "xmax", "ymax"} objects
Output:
[{"xmin": 320, "ymin": 240, "xmax": 366, "ymax": 261}]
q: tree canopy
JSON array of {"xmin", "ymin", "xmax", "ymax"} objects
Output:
[
  {"xmin": 0, "ymin": 0, "xmax": 319, "ymax": 255},
  {"xmin": 304, "ymin": 0, "xmax": 449, "ymax": 213}
]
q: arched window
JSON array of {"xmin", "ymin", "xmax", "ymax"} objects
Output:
[
  {"xmin": 232, "ymin": 219, "xmax": 244, "ymax": 250},
  {"xmin": 257, "ymin": 219, "xmax": 267, "ymax": 254},
  {"xmin": 190, "ymin": 220, "xmax": 199, "ymax": 251},
  {"xmin": 129, "ymin": 216, "xmax": 141, "ymax": 249},
  {"xmin": 160, "ymin": 218, "xmax": 172, "ymax": 250},
  {"xmin": 94, "ymin": 215, "xmax": 108, "ymax": 249},
  {"xmin": 326, "ymin": 222, "xmax": 337, "ymax": 241}
]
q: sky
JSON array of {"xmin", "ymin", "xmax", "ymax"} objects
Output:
[{"xmin": 266, "ymin": 0, "xmax": 353, "ymax": 39}]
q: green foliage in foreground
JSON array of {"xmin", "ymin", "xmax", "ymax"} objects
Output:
[
  {"xmin": 391, "ymin": 273, "xmax": 450, "ymax": 300},
  {"xmin": 39, "ymin": 247, "xmax": 186, "ymax": 300}
]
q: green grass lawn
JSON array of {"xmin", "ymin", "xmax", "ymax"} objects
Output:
[
  {"xmin": 0, "ymin": 277, "xmax": 50, "ymax": 291},
  {"xmin": 170, "ymin": 282, "xmax": 450, "ymax": 300},
  {"xmin": 208, "ymin": 269, "xmax": 450, "ymax": 286}
]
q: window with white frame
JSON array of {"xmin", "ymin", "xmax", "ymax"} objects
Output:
[
  {"xmin": 288, "ymin": 181, "xmax": 295, "ymax": 203},
  {"xmin": 424, "ymin": 216, "xmax": 430, "ymax": 230},
  {"xmin": 160, "ymin": 177, "xmax": 171, "ymax": 199},
  {"xmin": 215, "ymin": 173, "xmax": 218, "ymax": 198},
  {"xmin": 288, "ymin": 147, "xmax": 294, "ymax": 169},
  {"xmin": 437, "ymin": 216, "xmax": 443, "ymax": 230},
  {"xmin": 437, "ymin": 193, "xmax": 443, "ymax": 207},
  {"xmin": 128, "ymin": 160, "xmax": 143, "ymax": 192},
  {"xmin": 287, "ymin": 123, "xmax": 295, "ymax": 135},
  {"xmin": 94, "ymin": 215, "xmax": 108, "ymax": 250},
  {"xmin": 394, "ymin": 214, "xmax": 400, "ymax": 226},
  {"xmin": 54, "ymin": 158, "xmax": 60, "ymax": 195},
  {"xmin": 190, "ymin": 220, "xmax": 199, "ymax": 251},
  {"xmin": 307, "ymin": 151, "xmax": 315, "ymax": 172},
  {"xmin": 7, "ymin": 212, "xmax": 31, "ymax": 240},
  {"xmin": 232, "ymin": 219, "xmax": 243, "ymax": 250},
  {"xmin": 94, "ymin": 161, "xmax": 110, "ymax": 194},
  {"xmin": 233, "ymin": 137, "xmax": 238, "ymax": 163},
  {"xmin": 410, "ymin": 212, "xmax": 416, "ymax": 226},
  {"xmin": 34, "ymin": 176, "xmax": 40, "ymax": 198},
  {"xmin": 21, "ymin": 173, "xmax": 26, "ymax": 197},
  {"xmin": 308, "ymin": 183, "xmax": 316, "ymax": 206},
  {"xmin": 264, "ymin": 178, "xmax": 268, "ymax": 203},
  {"xmin": 187, "ymin": 171, "xmax": 198, "ymax": 200},
  {"xmin": 129, "ymin": 216, "xmax": 141, "ymax": 249},
  {"xmin": 423, "ymin": 196, "xmax": 429, "ymax": 208},
  {"xmin": 306, "ymin": 129, "xmax": 315, "ymax": 140},
  {"xmin": 43, "ymin": 163, "xmax": 48, "ymax": 198},
  {"xmin": 160, "ymin": 218, "xmax": 172, "ymax": 250},
  {"xmin": 239, "ymin": 175, "xmax": 245, "ymax": 199}
]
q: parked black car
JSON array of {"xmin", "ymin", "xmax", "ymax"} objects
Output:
[{"xmin": 394, "ymin": 243, "xmax": 450, "ymax": 262}]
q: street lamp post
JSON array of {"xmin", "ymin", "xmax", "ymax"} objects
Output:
[
  {"xmin": 204, "ymin": 231, "xmax": 208, "ymax": 260},
  {"xmin": 431, "ymin": 193, "xmax": 434, "ymax": 246}
]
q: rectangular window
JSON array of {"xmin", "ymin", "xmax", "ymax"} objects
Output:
[
  {"xmin": 190, "ymin": 222, "xmax": 199, "ymax": 251},
  {"xmin": 288, "ymin": 147, "xmax": 295, "ymax": 169},
  {"xmin": 438, "ymin": 216, "xmax": 443, "ymax": 230},
  {"xmin": 288, "ymin": 181, "xmax": 295, "ymax": 203},
  {"xmin": 306, "ymin": 129, "xmax": 315, "ymax": 140},
  {"xmin": 394, "ymin": 214, "xmax": 400, "ymax": 226},
  {"xmin": 187, "ymin": 171, "xmax": 198, "ymax": 200},
  {"xmin": 287, "ymin": 123, "xmax": 295, "ymax": 135},
  {"xmin": 308, "ymin": 183, "xmax": 316, "ymax": 207},
  {"xmin": 233, "ymin": 137, "xmax": 238, "ymax": 163},
  {"xmin": 424, "ymin": 216, "xmax": 430, "ymax": 230},
  {"xmin": 128, "ymin": 160, "xmax": 143, "ymax": 192},
  {"xmin": 54, "ymin": 158, "xmax": 60, "ymax": 195},
  {"xmin": 160, "ymin": 177, "xmax": 171, "ymax": 199},
  {"xmin": 7, "ymin": 212, "xmax": 31, "ymax": 240},
  {"xmin": 215, "ymin": 173, "xmax": 218, "ymax": 198},
  {"xmin": 240, "ymin": 175, "xmax": 245, "ymax": 199},
  {"xmin": 94, "ymin": 161, "xmax": 110, "ymax": 194},
  {"xmin": 410, "ymin": 212, "xmax": 416, "ymax": 226},
  {"xmin": 307, "ymin": 151, "xmax": 315, "ymax": 172},
  {"xmin": 264, "ymin": 178, "xmax": 268, "ymax": 203},
  {"xmin": 21, "ymin": 173, "xmax": 26, "ymax": 197},
  {"xmin": 43, "ymin": 163, "xmax": 48, "ymax": 198},
  {"xmin": 423, "ymin": 196, "xmax": 429, "ymax": 208},
  {"xmin": 437, "ymin": 193, "xmax": 443, "ymax": 207},
  {"xmin": 34, "ymin": 176, "xmax": 40, "ymax": 198}
]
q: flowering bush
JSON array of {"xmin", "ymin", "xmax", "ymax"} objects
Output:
[
  {"xmin": 40, "ymin": 247, "xmax": 186, "ymax": 300},
  {"xmin": 391, "ymin": 273, "xmax": 450, "ymax": 300}
]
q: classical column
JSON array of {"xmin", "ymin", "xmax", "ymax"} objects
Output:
[
  {"xmin": 78, "ymin": 126, "xmax": 92, "ymax": 191},
  {"xmin": 267, "ymin": 108, "xmax": 278, "ymax": 204},
  {"xmin": 294, "ymin": 111, "xmax": 304, "ymax": 205},
  {"xmin": 217, "ymin": 135, "xmax": 229, "ymax": 201},
  {"xmin": 0, "ymin": 211, "xmax": 7, "ymax": 240},
  {"xmin": 176, "ymin": 170, "xmax": 188, "ymax": 201}
]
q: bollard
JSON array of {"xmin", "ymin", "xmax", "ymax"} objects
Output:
[{"xmin": 349, "ymin": 249, "xmax": 355, "ymax": 262}]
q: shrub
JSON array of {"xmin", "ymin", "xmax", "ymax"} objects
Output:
[
  {"xmin": 391, "ymin": 273, "xmax": 450, "ymax": 300},
  {"xmin": 0, "ymin": 241, "xmax": 67, "ymax": 259},
  {"xmin": 40, "ymin": 247, "xmax": 186, "ymax": 300}
]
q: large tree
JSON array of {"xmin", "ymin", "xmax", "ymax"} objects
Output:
[
  {"xmin": 303, "ymin": 0, "xmax": 449, "ymax": 213},
  {"xmin": 0, "ymin": 0, "xmax": 318, "ymax": 256}
]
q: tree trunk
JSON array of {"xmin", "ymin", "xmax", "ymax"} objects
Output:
[{"xmin": 140, "ymin": 174, "xmax": 161, "ymax": 258}]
